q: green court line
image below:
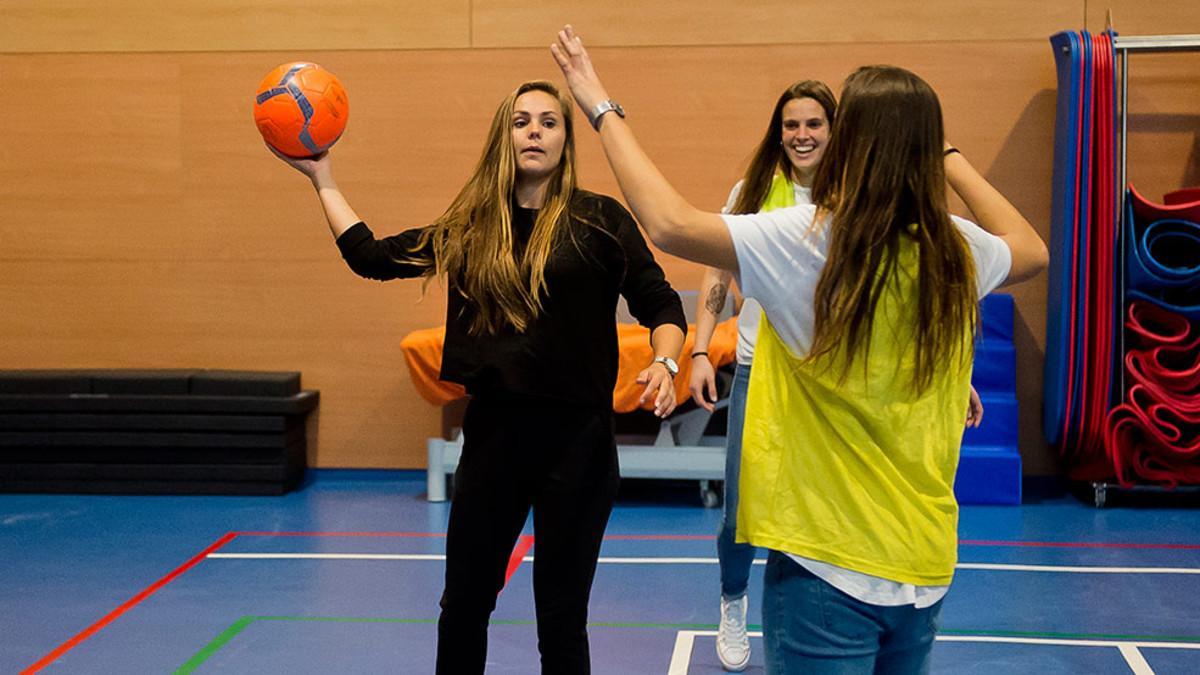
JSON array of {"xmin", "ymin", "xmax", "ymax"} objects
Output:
[
  {"xmin": 175, "ymin": 617, "xmax": 255, "ymax": 674},
  {"xmin": 176, "ymin": 616, "xmax": 1199, "ymax": 673},
  {"xmin": 174, "ymin": 616, "xmax": 758, "ymax": 672},
  {"xmin": 175, "ymin": 617, "xmax": 445, "ymax": 673}
]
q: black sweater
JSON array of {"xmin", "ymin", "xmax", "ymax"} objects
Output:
[{"xmin": 336, "ymin": 190, "xmax": 687, "ymax": 408}]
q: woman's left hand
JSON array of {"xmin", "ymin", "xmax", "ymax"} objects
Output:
[
  {"xmin": 966, "ymin": 385, "xmax": 984, "ymax": 428},
  {"xmin": 550, "ymin": 25, "xmax": 610, "ymax": 120},
  {"xmin": 637, "ymin": 363, "xmax": 677, "ymax": 418}
]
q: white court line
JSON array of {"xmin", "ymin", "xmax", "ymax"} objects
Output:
[
  {"xmin": 956, "ymin": 563, "xmax": 1200, "ymax": 574},
  {"xmin": 667, "ymin": 631, "xmax": 755, "ymax": 675},
  {"xmin": 668, "ymin": 630, "xmax": 1200, "ymax": 675},
  {"xmin": 1120, "ymin": 644, "xmax": 1156, "ymax": 675},
  {"xmin": 207, "ymin": 553, "xmax": 1200, "ymax": 575},
  {"xmin": 666, "ymin": 631, "xmax": 698, "ymax": 675},
  {"xmin": 200, "ymin": 551, "xmax": 1200, "ymax": 674},
  {"xmin": 938, "ymin": 636, "xmax": 1200, "ymax": 650}
]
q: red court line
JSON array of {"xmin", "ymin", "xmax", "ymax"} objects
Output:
[
  {"xmin": 235, "ymin": 532, "xmax": 708, "ymax": 540},
  {"xmin": 234, "ymin": 531, "xmax": 446, "ymax": 538},
  {"xmin": 504, "ymin": 535, "xmax": 536, "ymax": 587},
  {"xmin": 231, "ymin": 532, "xmax": 1200, "ymax": 548},
  {"xmin": 22, "ymin": 532, "xmax": 239, "ymax": 675},
  {"xmin": 960, "ymin": 539, "xmax": 1200, "ymax": 550},
  {"xmin": 26, "ymin": 530, "xmax": 1198, "ymax": 672}
]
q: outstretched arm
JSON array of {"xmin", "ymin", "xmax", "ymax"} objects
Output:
[
  {"xmin": 943, "ymin": 145, "xmax": 1048, "ymax": 285},
  {"xmin": 268, "ymin": 146, "xmax": 362, "ymax": 240},
  {"xmin": 550, "ymin": 26, "xmax": 737, "ymax": 271},
  {"xmin": 270, "ymin": 145, "xmax": 432, "ymax": 280}
]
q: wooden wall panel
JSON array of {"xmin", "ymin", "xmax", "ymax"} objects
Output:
[
  {"xmin": 473, "ymin": 0, "xmax": 1082, "ymax": 47},
  {"xmin": 0, "ymin": 1, "xmax": 469, "ymax": 53},
  {"xmin": 37, "ymin": 26, "xmax": 1200, "ymax": 475},
  {"xmin": 2, "ymin": 1, "xmax": 1117, "ymax": 54},
  {"xmin": 1, "ymin": 2, "xmax": 1195, "ymax": 477},
  {"xmin": 1123, "ymin": 53, "xmax": 1200, "ymax": 201},
  {"xmin": 1086, "ymin": 1, "xmax": 1200, "ymax": 35},
  {"xmin": 0, "ymin": 259, "xmax": 446, "ymax": 468},
  {"xmin": 2, "ymin": 57, "xmax": 184, "ymax": 259},
  {"xmin": 0, "ymin": 39, "xmax": 1070, "ymax": 473},
  {"xmin": 1083, "ymin": 2, "xmax": 1200, "ymax": 206}
]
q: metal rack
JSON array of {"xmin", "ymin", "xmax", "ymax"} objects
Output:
[
  {"xmin": 1096, "ymin": 33, "xmax": 1200, "ymax": 508},
  {"xmin": 1116, "ymin": 33, "xmax": 1200, "ymax": 222},
  {"xmin": 1115, "ymin": 34, "xmax": 1200, "ymax": 385}
]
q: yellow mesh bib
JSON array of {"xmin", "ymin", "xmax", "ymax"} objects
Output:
[
  {"xmin": 759, "ymin": 172, "xmax": 796, "ymax": 212},
  {"xmin": 737, "ymin": 237, "xmax": 971, "ymax": 585}
]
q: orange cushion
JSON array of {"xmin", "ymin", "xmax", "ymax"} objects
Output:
[{"xmin": 400, "ymin": 319, "xmax": 739, "ymax": 411}]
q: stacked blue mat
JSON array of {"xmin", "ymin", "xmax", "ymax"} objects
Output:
[
  {"xmin": 1044, "ymin": 29, "xmax": 1121, "ymax": 480},
  {"xmin": 1105, "ymin": 188, "xmax": 1200, "ymax": 487},
  {"xmin": 957, "ymin": 293, "xmax": 1022, "ymax": 505}
]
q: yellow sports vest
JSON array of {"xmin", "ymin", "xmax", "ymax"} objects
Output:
[
  {"xmin": 759, "ymin": 172, "xmax": 796, "ymax": 212},
  {"xmin": 737, "ymin": 235, "xmax": 972, "ymax": 586}
]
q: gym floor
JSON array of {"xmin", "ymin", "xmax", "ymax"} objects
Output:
[{"xmin": 4, "ymin": 471, "xmax": 1199, "ymax": 674}]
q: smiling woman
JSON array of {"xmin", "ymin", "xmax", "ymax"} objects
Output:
[
  {"xmin": 686, "ymin": 78, "xmax": 838, "ymax": 672},
  {"xmin": 266, "ymin": 79, "xmax": 686, "ymax": 674}
]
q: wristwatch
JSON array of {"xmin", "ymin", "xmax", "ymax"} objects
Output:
[
  {"xmin": 589, "ymin": 99, "xmax": 625, "ymax": 131},
  {"xmin": 653, "ymin": 356, "xmax": 679, "ymax": 378}
]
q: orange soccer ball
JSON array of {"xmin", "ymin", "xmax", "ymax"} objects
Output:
[{"xmin": 253, "ymin": 62, "xmax": 349, "ymax": 158}]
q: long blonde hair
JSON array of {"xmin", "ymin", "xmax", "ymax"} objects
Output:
[
  {"xmin": 409, "ymin": 80, "xmax": 578, "ymax": 335},
  {"xmin": 808, "ymin": 66, "xmax": 977, "ymax": 393},
  {"xmin": 730, "ymin": 80, "xmax": 837, "ymax": 215}
]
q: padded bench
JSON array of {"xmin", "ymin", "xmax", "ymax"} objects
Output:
[{"xmin": 0, "ymin": 369, "xmax": 319, "ymax": 495}]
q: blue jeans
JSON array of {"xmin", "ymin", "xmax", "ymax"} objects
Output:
[
  {"xmin": 762, "ymin": 552, "xmax": 943, "ymax": 675},
  {"xmin": 718, "ymin": 363, "xmax": 757, "ymax": 599}
]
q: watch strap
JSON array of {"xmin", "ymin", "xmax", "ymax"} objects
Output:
[{"xmin": 589, "ymin": 100, "xmax": 624, "ymax": 131}]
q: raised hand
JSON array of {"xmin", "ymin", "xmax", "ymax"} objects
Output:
[
  {"xmin": 550, "ymin": 25, "xmax": 610, "ymax": 119},
  {"xmin": 267, "ymin": 144, "xmax": 332, "ymax": 184}
]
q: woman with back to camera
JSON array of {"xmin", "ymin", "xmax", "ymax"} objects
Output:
[
  {"xmin": 553, "ymin": 27, "xmax": 1047, "ymax": 673},
  {"xmin": 269, "ymin": 79, "xmax": 686, "ymax": 674},
  {"xmin": 692, "ymin": 79, "xmax": 984, "ymax": 673},
  {"xmin": 686, "ymin": 79, "xmax": 837, "ymax": 672}
]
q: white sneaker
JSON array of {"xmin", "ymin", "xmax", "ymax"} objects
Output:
[{"xmin": 717, "ymin": 594, "xmax": 750, "ymax": 671}]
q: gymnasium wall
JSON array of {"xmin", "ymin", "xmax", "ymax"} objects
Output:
[{"xmin": 2, "ymin": 2, "xmax": 1198, "ymax": 473}]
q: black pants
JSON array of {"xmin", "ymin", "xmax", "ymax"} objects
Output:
[{"xmin": 435, "ymin": 394, "xmax": 620, "ymax": 675}]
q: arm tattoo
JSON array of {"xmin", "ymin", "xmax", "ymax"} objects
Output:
[{"xmin": 705, "ymin": 284, "xmax": 727, "ymax": 315}]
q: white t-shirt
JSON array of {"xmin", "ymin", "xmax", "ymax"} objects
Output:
[
  {"xmin": 724, "ymin": 204, "xmax": 1011, "ymax": 358},
  {"xmin": 721, "ymin": 181, "xmax": 813, "ymax": 366},
  {"xmin": 723, "ymin": 204, "xmax": 1013, "ymax": 607}
]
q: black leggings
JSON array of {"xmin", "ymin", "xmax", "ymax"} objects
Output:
[{"xmin": 435, "ymin": 394, "xmax": 620, "ymax": 675}]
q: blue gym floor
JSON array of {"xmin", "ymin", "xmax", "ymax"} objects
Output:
[{"xmin": 3, "ymin": 471, "xmax": 1199, "ymax": 674}]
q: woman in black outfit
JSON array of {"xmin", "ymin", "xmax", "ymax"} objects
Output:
[{"xmin": 269, "ymin": 80, "xmax": 687, "ymax": 674}]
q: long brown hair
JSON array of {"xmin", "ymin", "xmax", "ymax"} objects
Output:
[
  {"xmin": 730, "ymin": 80, "xmax": 837, "ymax": 215},
  {"xmin": 807, "ymin": 66, "xmax": 977, "ymax": 393},
  {"xmin": 409, "ymin": 80, "xmax": 578, "ymax": 335}
]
